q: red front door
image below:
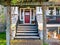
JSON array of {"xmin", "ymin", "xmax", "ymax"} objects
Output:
[{"xmin": 25, "ymin": 9, "xmax": 30, "ymax": 23}]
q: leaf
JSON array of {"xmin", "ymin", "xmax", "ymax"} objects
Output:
[{"xmin": 11, "ymin": 0, "xmax": 17, "ymax": 4}]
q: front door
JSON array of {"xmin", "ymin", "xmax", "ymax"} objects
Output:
[{"xmin": 24, "ymin": 9, "xmax": 30, "ymax": 24}]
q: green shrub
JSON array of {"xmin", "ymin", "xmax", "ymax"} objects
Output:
[{"xmin": 0, "ymin": 32, "xmax": 6, "ymax": 45}]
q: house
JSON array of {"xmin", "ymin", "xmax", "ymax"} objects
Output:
[{"xmin": 0, "ymin": 0, "xmax": 60, "ymax": 41}]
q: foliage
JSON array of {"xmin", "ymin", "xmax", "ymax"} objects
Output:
[
  {"xmin": 0, "ymin": 0, "xmax": 48, "ymax": 5},
  {"xmin": 0, "ymin": 32, "xmax": 6, "ymax": 45},
  {"xmin": 11, "ymin": 0, "xmax": 18, "ymax": 4},
  {"xmin": 0, "ymin": 32, "xmax": 6, "ymax": 40},
  {"xmin": 0, "ymin": 14, "xmax": 5, "ymax": 23}
]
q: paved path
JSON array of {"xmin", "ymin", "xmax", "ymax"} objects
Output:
[
  {"xmin": 46, "ymin": 39, "xmax": 60, "ymax": 45},
  {"xmin": 10, "ymin": 40, "xmax": 42, "ymax": 45}
]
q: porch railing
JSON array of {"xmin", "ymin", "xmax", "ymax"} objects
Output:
[{"xmin": 46, "ymin": 15, "xmax": 60, "ymax": 24}]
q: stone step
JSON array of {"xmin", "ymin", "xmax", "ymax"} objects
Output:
[
  {"xmin": 17, "ymin": 30, "xmax": 38, "ymax": 33},
  {"xmin": 15, "ymin": 36, "xmax": 40, "ymax": 39},
  {"xmin": 16, "ymin": 33, "xmax": 38, "ymax": 36}
]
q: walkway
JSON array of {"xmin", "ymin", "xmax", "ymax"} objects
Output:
[
  {"xmin": 46, "ymin": 39, "xmax": 60, "ymax": 45},
  {"xmin": 10, "ymin": 40, "xmax": 42, "ymax": 45}
]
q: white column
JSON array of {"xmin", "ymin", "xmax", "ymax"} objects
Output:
[
  {"xmin": 53, "ymin": 7, "xmax": 56, "ymax": 15},
  {"xmin": 23, "ymin": 9, "xmax": 25, "ymax": 24},
  {"xmin": 33, "ymin": 9, "xmax": 35, "ymax": 21},
  {"xmin": 20, "ymin": 8, "xmax": 21, "ymax": 21},
  {"xmin": 4, "ymin": 7, "xmax": 10, "ymax": 45},
  {"xmin": 30, "ymin": 9, "xmax": 31, "ymax": 24}
]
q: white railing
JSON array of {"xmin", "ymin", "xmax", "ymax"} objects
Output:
[{"xmin": 46, "ymin": 15, "xmax": 60, "ymax": 24}]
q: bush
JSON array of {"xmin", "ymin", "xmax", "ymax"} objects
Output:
[{"xmin": 0, "ymin": 32, "xmax": 6, "ymax": 45}]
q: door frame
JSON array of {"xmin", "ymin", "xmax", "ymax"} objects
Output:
[
  {"xmin": 20, "ymin": 8, "xmax": 35, "ymax": 24},
  {"xmin": 24, "ymin": 9, "xmax": 31, "ymax": 24}
]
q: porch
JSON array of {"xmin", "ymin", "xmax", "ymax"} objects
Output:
[{"xmin": 10, "ymin": 6, "xmax": 41, "ymax": 40}]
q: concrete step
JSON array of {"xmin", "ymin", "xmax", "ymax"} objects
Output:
[
  {"xmin": 16, "ymin": 33, "xmax": 38, "ymax": 36},
  {"xmin": 15, "ymin": 36, "xmax": 40, "ymax": 39},
  {"xmin": 17, "ymin": 28, "xmax": 37, "ymax": 31},
  {"xmin": 18, "ymin": 24, "xmax": 36, "ymax": 26},
  {"xmin": 17, "ymin": 26, "xmax": 37, "ymax": 29},
  {"xmin": 17, "ymin": 28, "xmax": 37, "ymax": 30},
  {"xmin": 17, "ymin": 30, "xmax": 38, "ymax": 33}
]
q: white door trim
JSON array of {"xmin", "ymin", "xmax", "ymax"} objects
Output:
[
  {"xmin": 20, "ymin": 8, "xmax": 35, "ymax": 24},
  {"xmin": 24, "ymin": 9, "xmax": 31, "ymax": 24}
]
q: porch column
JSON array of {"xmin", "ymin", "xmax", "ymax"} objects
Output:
[
  {"xmin": 11, "ymin": 7, "xmax": 18, "ymax": 39},
  {"xmin": 23, "ymin": 9, "xmax": 25, "ymax": 24},
  {"xmin": 30, "ymin": 9, "xmax": 31, "ymax": 24},
  {"xmin": 4, "ymin": 6, "xmax": 11, "ymax": 45},
  {"xmin": 36, "ymin": 7, "xmax": 43, "ymax": 40},
  {"xmin": 53, "ymin": 7, "xmax": 56, "ymax": 15}
]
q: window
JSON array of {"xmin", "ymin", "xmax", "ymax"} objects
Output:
[
  {"xmin": 49, "ymin": 7, "xmax": 54, "ymax": 15},
  {"xmin": 56, "ymin": 8, "xmax": 60, "ymax": 15}
]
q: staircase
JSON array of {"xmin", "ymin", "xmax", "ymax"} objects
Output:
[{"xmin": 15, "ymin": 24, "xmax": 40, "ymax": 39}]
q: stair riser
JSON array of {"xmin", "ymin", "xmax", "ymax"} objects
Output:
[
  {"xmin": 14, "ymin": 38, "xmax": 40, "ymax": 39},
  {"xmin": 17, "ymin": 30, "xmax": 37, "ymax": 32},
  {"xmin": 17, "ymin": 31, "xmax": 38, "ymax": 33},
  {"xmin": 18, "ymin": 26, "xmax": 37, "ymax": 29},
  {"xmin": 18, "ymin": 24, "xmax": 36, "ymax": 26},
  {"xmin": 14, "ymin": 36, "xmax": 40, "ymax": 39},
  {"xmin": 14, "ymin": 38, "xmax": 39, "ymax": 39},
  {"xmin": 17, "ymin": 28, "xmax": 37, "ymax": 30},
  {"xmin": 16, "ymin": 34, "xmax": 38, "ymax": 36}
]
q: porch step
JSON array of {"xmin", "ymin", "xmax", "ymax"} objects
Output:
[
  {"xmin": 17, "ymin": 30, "xmax": 37, "ymax": 33},
  {"xmin": 16, "ymin": 33, "xmax": 38, "ymax": 36},
  {"xmin": 15, "ymin": 23, "xmax": 39, "ymax": 39},
  {"xmin": 15, "ymin": 36, "xmax": 40, "ymax": 39},
  {"xmin": 17, "ymin": 26, "xmax": 37, "ymax": 29},
  {"xmin": 17, "ymin": 28, "xmax": 37, "ymax": 31},
  {"xmin": 18, "ymin": 24, "xmax": 36, "ymax": 26}
]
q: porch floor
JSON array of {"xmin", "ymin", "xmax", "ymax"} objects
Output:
[{"xmin": 10, "ymin": 40, "xmax": 42, "ymax": 45}]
